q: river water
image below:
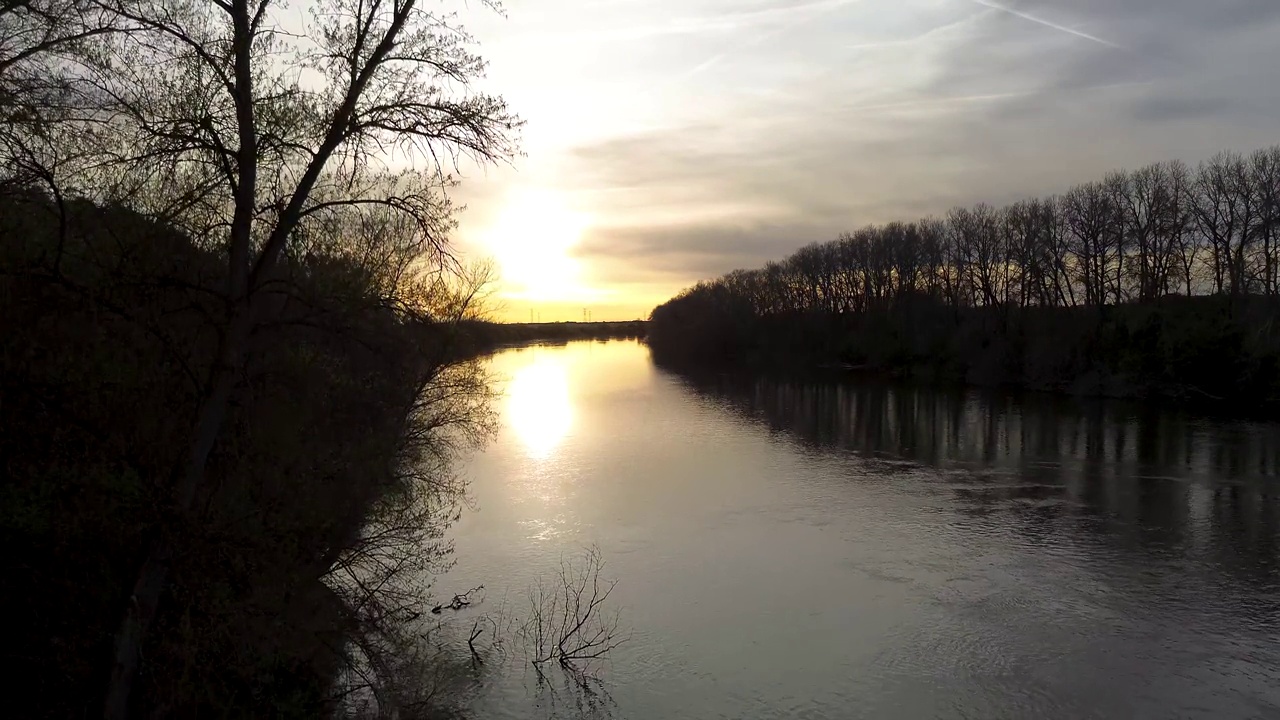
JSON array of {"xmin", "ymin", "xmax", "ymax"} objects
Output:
[{"xmin": 444, "ymin": 339, "xmax": 1280, "ymax": 719}]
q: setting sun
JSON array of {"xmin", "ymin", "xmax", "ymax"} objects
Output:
[{"xmin": 480, "ymin": 189, "xmax": 591, "ymax": 303}]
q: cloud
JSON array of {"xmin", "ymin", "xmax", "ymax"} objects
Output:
[
  {"xmin": 466, "ymin": 0, "xmax": 1280, "ymax": 312},
  {"xmin": 576, "ymin": 221, "xmax": 840, "ymax": 278},
  {"xmin": 1128, "ymin": 95, "xmax": 1230, "ymax": 124}
]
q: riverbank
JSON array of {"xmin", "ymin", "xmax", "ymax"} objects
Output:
[
  {"xmin": 648, "ymin": 295, "xmax": 1280, "ymax": 416},
  {"xmin": 0, "ymin": 194, "xmax": 518, "ymax": 718}
]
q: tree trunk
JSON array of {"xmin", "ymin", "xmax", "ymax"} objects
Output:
[{"xmin": 102, "ymin": 305, "xmax": 251, "ymax": 719}]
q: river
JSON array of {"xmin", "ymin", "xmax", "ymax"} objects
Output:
[{"xmin": 443, "ymin": 339, "xmax": 1280, "ymax": 719}]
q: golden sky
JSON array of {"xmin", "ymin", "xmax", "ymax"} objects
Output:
[{"xmin": 448, "ymin": 0, "xmax": 1280, "ymax": 322}]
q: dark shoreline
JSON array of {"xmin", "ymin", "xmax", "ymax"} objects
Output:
[{"xmin": 650, "ymin": 339, "xmax": 1278, "ymax": 423}]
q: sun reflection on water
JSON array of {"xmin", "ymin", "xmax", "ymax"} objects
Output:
[{"xmin": 505, "ymin": 355, "xmax": 573, "ymax": 460}]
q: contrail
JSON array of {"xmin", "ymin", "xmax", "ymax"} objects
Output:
[
  {"xmin": 970, "ymin": 0, "xmax": 1123, "ymax": 50},
  {"xmin": 673, "ymin": 0, "xmax": 863, "ymax": 85}
]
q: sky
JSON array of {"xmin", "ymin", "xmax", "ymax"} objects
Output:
[{"xmin": 448, "ymin": 0, "xmax": 1280, "ymax": 322}]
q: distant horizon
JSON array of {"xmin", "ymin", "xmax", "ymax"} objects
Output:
[
  {"xmin": 455, "ymin": 0, "xmax": 1280, "ymax": 323},
  {"xmin": 487, "ymin": 140, "xmax": 1279, "ymax": 323},
  {"xmin": 489, "ymin": 301, "xmax": 649, "ymax": 324}
]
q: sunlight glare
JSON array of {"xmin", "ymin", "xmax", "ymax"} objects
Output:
[
  {"xmin": 505, "ymin": 356, "xmax": 573, "ymax": 460},
  {"xmin": 482, "ymin": 189, "xmax": 590, "ymax": 302}
]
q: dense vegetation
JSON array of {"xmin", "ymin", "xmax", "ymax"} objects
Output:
[
  {"xmin": 1, "ymin": 191, "xmax": 507, "ymax": 717},
  {"xmin": 0, "ymin": 0, "xmax": 549, "ymax": 716},
  {"xmin": 649, "ymin": 146, "xmax": 1280, "ymax": 411}
]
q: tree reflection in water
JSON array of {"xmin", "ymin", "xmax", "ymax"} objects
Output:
[{"xmin": 672, "ymin": 369, "xmax": 1280, "ymax": 591}]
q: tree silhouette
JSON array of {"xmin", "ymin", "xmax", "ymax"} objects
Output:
[{"xmin": 649, "ymin": 144, "xmax": 1280, "ymax": 410}]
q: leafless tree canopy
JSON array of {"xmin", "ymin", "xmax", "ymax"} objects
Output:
[
  {"xmin": 656, "ymin": 145, "xmax": 1280, "ymax": 323},
  {"xmin": 650, "ymin": 144, "xmax": 1280, "ymax": 407}
]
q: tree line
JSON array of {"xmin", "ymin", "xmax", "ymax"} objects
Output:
[{"xmin": 649, "ymin": 146, "xmax": 1280, "ymax": 409}]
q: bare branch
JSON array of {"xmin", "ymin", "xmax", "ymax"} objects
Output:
[{"xmin": 518, "ymin": 546, "xmax": 628, "ymax": 679}]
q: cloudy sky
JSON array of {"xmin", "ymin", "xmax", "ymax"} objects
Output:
[{"xmin": 450, "ymin": 0, "xmax": 1280, "ymax": 321}]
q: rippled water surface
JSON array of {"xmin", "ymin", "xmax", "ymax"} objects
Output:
[{"xmin": 444, "ymin": 340, "xmax": 1280, "ymax": 719}]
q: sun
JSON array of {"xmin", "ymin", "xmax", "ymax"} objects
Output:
[{"xmin": 481, "ymin": 189, "xmax": 589, "ymax": 301}]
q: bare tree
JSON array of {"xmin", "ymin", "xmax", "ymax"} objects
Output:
[
  {"xmin": 1249, "ymin": 146, "xmax": 1280, "ymax": 295},
  {"xmin": 917, "ymin": 216, "xmax": 947, "ymax": 302},
  {"xmin": 1101, "ymin": 170, "xmax": 1130, "ymax": 305},
  {"xmin": 1165, "ymin": 159, "xmax": 1203, "ymax": 296},
  {"xmin": 1040, "ymin": 197, "xmax": 1076, "ymax": 307},
  {"xmin": 1063, "ymin": 181, "xmax": 1118, "ymax": 307},
  {"xmin": 1116, "ymin": 163, "xmax": 1178, "ymax": 301},
  {"xmin": 1193, "ymin": 151, "xmax": 1250, "ymax": 296},
  {"xmin": 36, "ymin": 0, "xmax": 523, "ymax": 715},
  {"xmin": 1002, "ymin": 200, "xmax": 1042, "ymax": 309},
  {"xmin": 948, "ymin": 203, "xmax": 1003, "ymax": 308},
  {"xmin": 519, "ymin": 546, "xmax": 627, "ymax": 680}
]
